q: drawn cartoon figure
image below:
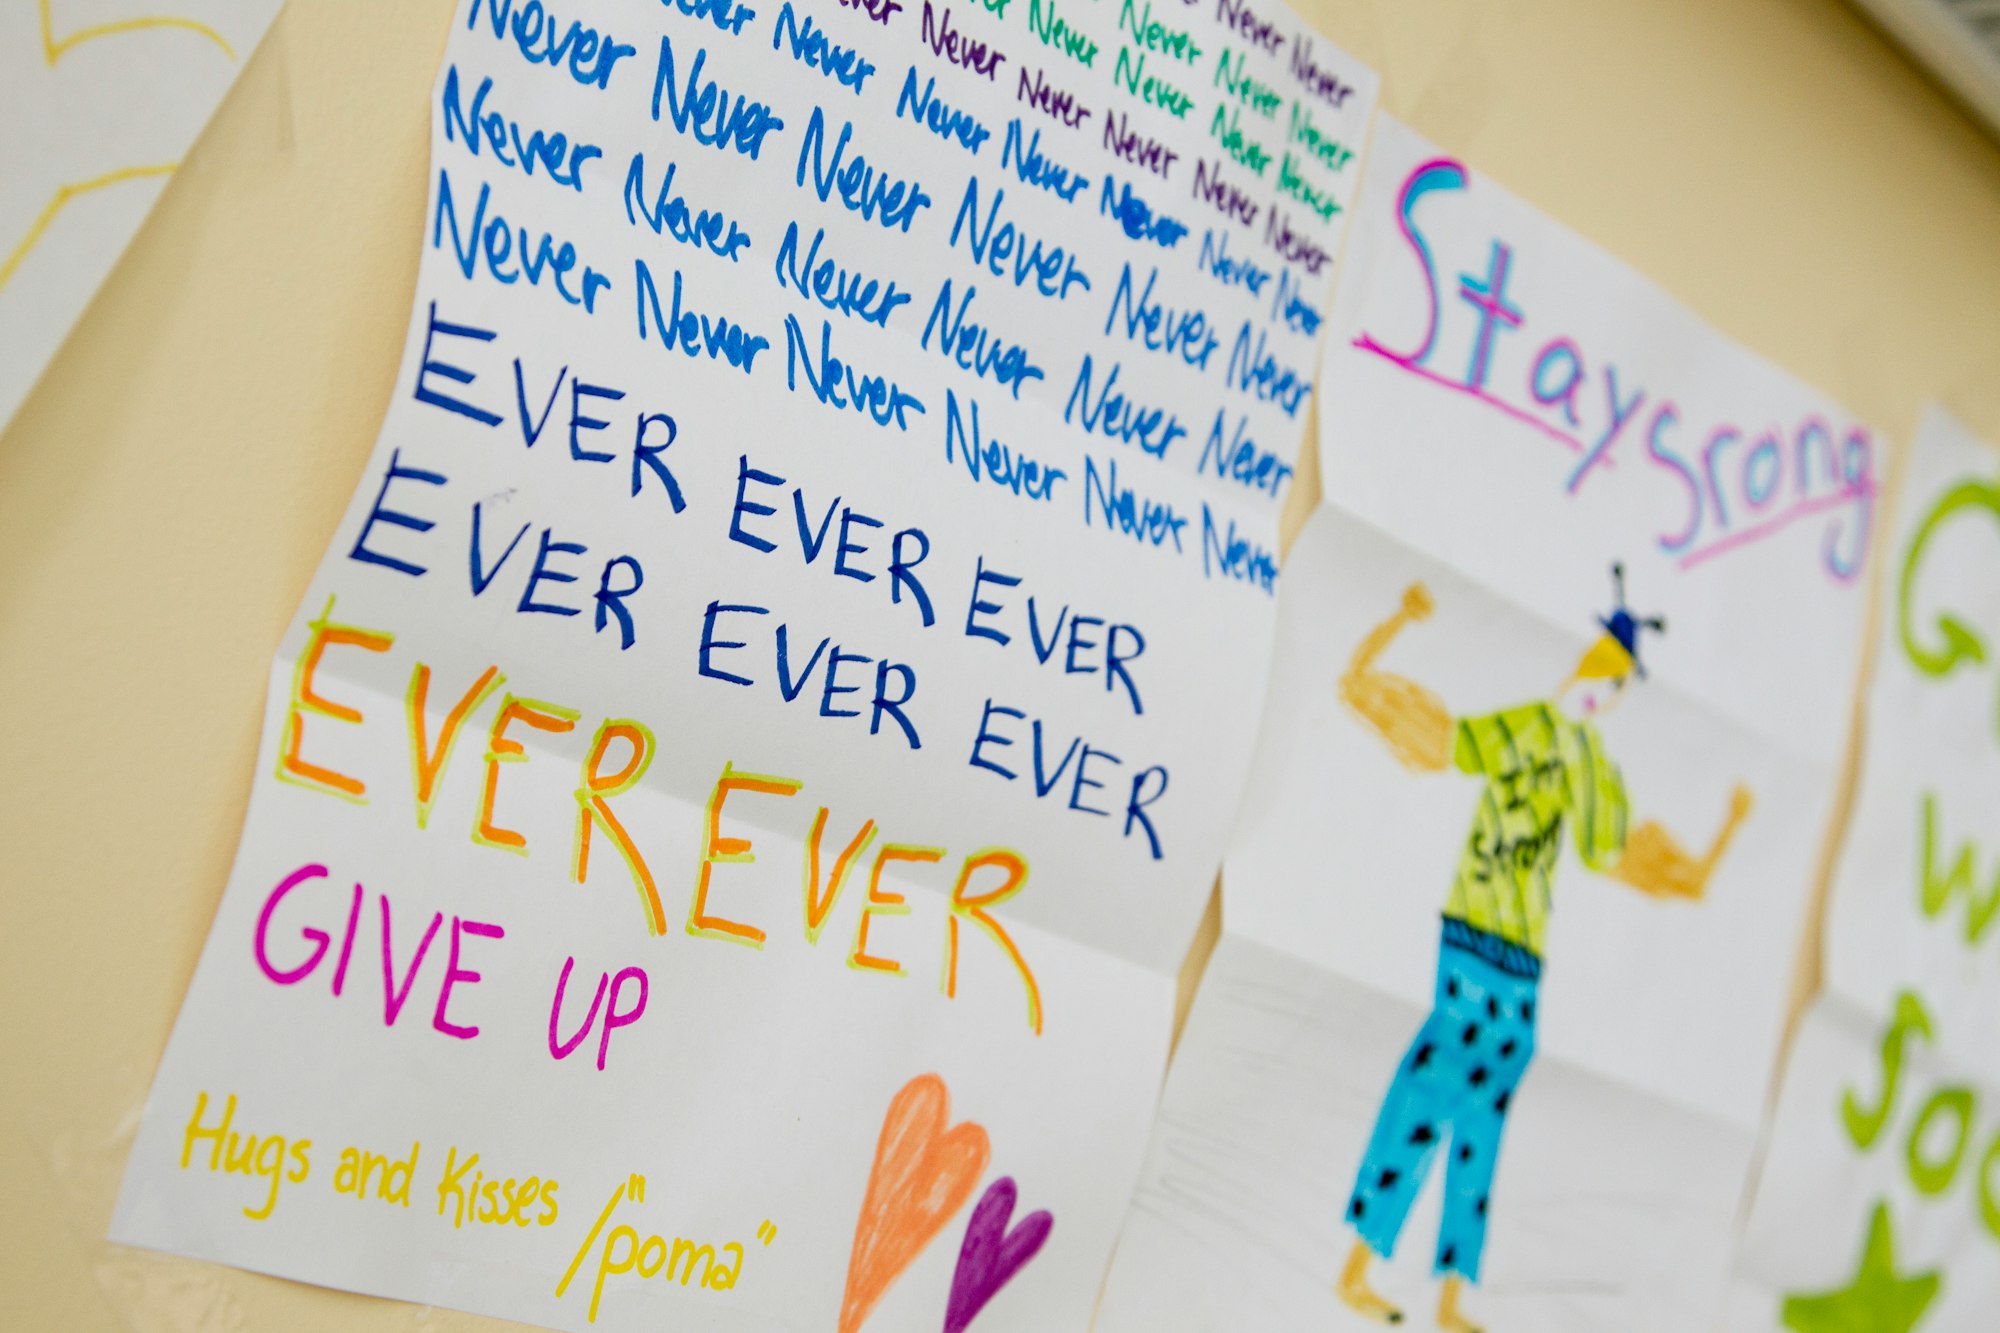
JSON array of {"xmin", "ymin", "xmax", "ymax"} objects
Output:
[{"xmin": 1333, "ymin": 566, "xmax": 1755, "ymax": 1332}]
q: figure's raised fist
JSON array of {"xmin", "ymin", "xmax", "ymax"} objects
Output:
[
  {"xmin": 1402, "ymin": 582, "xmax": 1435, "ymax": 621},
  {"xmin": 1728, "ymin": 784, "xmax": 1755, "ymax": 824}
]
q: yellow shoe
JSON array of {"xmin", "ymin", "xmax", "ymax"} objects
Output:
[
  {"xmin": 1336, "ymin": 1240, "xmax": 1405, "ymax": 1325},
  {"xmin": 1436, "ymin": 1275, "xmax": 1484, "ymax": 1333}
]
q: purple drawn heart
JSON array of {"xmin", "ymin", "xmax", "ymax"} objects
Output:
[{"xmin": 943, "ymin": 1176, "xmax": 1054, "ymax": 1333}]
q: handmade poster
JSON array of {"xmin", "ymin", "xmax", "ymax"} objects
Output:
[
  {"xmin": 109, "ymin": 1, "xmax": 1378, "ymax": 1330},
  {"xmin": 1725, "ymin": 409, "xmax": 2000, "ymax": 1333},
  {"xmin": 1099, "ymin": 115, "xmax": 1876, "ymax": 1333},
  {"xmin": 0, "ymin": 0, "xmax": 285, "ymax": 432}
]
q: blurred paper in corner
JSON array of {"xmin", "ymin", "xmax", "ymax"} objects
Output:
[{"xmin": 0, "ymin": 0, "xmax": 287, "ymax": 433}]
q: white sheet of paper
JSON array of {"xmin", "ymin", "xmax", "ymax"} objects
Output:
[
  {"xmin": 108, "ymin": 2, "xmax": 1378, "ymax": 1330},
  {"xmin": 1101, "ymin": 115, "xmax": 1876, "ymax": 1333},
  {"xmin": 0, "ymin": 0, "xmax": 285, "ymax": 431},
  {"xmin": 1318, "ymin": 116, "xmax": 1876, "ymax": 769},
  {"xmin": 1108, "ymin": 934, "xmax": 1749, "ymax": 1333},
  {"xmin": 1726, "ymin": 408, "xmax": 2000, "ymax": 1333}
]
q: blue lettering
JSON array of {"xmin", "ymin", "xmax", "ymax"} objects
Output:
[
  {"xmin": 774, "ymin": 2, "xmax": 877, "ymax": 91},
  {"xmin": 468, "ymin": 501, "xmax": 530, "ymax": 594},
  {"xmin": 1097, "ymin": 174, "xmax": 1189, "ymax": 247},
  {"xmin": 441, "ymin": 66, "xmax": 602, "ymax": 191},
  {"xmin": 652, "ymin": 34, "xmax": 786, "ymax": 159},
  {"xmin": 1197, "ymin": 408, "xmax": 1290, "ymax": 497},
  {"xmin": 634, "ymin": 259, "xmax": 770, "ymax": 372},
  {"xmin": 595, "ymin": 557, "xmax": 644, "ymax": 650},
  {"xmin": 518, "ymin": 528, "xmax": 586, "ymax": 616},
  {"xmin": 921, "ymin": 281, "xmax": 1046, "ymax": 398},
  {"xmin": 659, "ymin": 0, "xmax": 757, "ymax": 37},
  {"xmin": 797, "ymin": 107, "xmax": 934, "ymax": 233},
  {"xmin": 433, "ymin": 169, "xmax": 613, "ymax": 312},
  {"xmin": 1196, "ymin": 228, "xmax": 1270, "ymax": 295},
  {"xmin": 943, "ymin": 391, "xmax": 1068, "ymax": 502},
  {"xmin": 896, "ymin": 67, "xmax": 992, "ymax": 155},
  {"xmin": 1064, "ymin": 356, "xmax": 1186, "ymax": 458},
  {"xmin": 568, "ymin": 379, "xmax": 622, "ymax": 462},
  {"xmin": 969, "ymin": 699, "xmax": 1024, "ymax": 778},
  {"xmin": 466, "ymin": 0, "xmax": 637, "ymax": 89},
  {"xmin": 1000, "ymin": 118, "xmax": 1089, "ymax": 202},
  {"xmin": 1082, "ymin": 453, "xmax": 1188, "ymax": 549},
  {"xmin": 698, "ymin": 601, "xmax": 766, "ymax": 686},
  {"xmin": 948, "ymin": 177, "xmax": 1092, "ymax": 300},
  {"xmin": 782, "ymin": 315, "xmax": 926, "ymax": 431},
  {"xmin": 351, "ymin": 450, "xmax": 446, "ymax": 577},
  {"xmin": 1268, "ymin": 264, "xmax": 1322, "ymax": 337},
  {"xmin": 1103, "ymin": 262, "xmax": 1218, "ymax": 368},
  {"xmin": 728, "ymin": 454, "xmax": 783, "ymax": 553},
  {"xmin": 1199, "ymin": 500, "xmax": 1277, "ymax": 591},
  {"xmin": 413, "ymin": 302, "xmax": 503, "ymax": 425},
  {"xmin": 623, "ymin": 153, "xmax": 753, "ymax": 262},
  {"xmin": 965, "ymin": 558, "xmax": 1021, "ymax": 646},
  {"xmin": 1223, "ymin": 319, "xmax": 1310, "ymax": 415},
  {"xmin": 774, "ymin": 221, "xmax": 911, "ymax": 326}
]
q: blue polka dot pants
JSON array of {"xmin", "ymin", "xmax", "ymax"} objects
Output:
[{"xmin": 1344, "ymin": 920, "xmax": 1541, "ymax": 1283}]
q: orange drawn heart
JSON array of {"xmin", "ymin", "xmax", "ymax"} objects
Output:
[{"xmin": 839, "ymin": 1073, "xmax": 991, "ymax": 1333}]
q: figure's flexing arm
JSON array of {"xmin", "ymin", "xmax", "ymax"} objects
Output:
[
  {"xmin": 1341, "ymin": 582, "xmax": 1453, "ymax": 773},
  {"xmin": 1609, "ymin": 786, "xmax": 1755, "ymax": 900}
]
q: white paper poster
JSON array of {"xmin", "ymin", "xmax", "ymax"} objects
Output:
[
  {"xmin": 108, "ymin": 2, "xmax": 1377, "ymax": 1330},
  {"xmin": 0, "ymin": 0, "xmax": 285, "ymax": 432},
  {"xmin": 1726, "ymin": 409, "xmax": 2000, "ymax": 1333},
  {"xmin": 1100, "ymin": 115, "xmax": 1875, "ymax": 1333}
]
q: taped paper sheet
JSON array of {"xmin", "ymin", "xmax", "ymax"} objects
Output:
[
  {"xmin": 0, "ymin": 0, "xmax": 285, "ymax": 431},
  {"xmin": 108, "ymin": 2, "xmax": 1378, "ymax": 1330},
  {"xmin": 1100, "ymin": 114, "xmax": 1876, "ymax": 1333},
  {"xmin": 1726, "ymin": 408, "xmax": 2000, "ymax": 1333}
]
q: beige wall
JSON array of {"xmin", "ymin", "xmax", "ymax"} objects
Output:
[{"xmin": 3, "ymin": 0, "xmax": 1996, "ymax": 1327}]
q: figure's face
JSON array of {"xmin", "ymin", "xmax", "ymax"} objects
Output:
[{"xmin": 1556, "ymin": 670, "xmax": 1630, "ymax": 721}]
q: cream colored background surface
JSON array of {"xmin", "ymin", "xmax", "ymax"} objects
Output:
[{"xmin": 3, "ymin": 1, "xmax": 1998, "ymax": 1327}]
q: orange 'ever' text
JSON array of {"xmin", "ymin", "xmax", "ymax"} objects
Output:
[{"xmin": 267, "ymin": 601, "xmax": 1044, "ymax": 1034}]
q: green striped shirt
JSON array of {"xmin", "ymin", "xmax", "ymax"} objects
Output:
[{"xmin": 1446, "ymin": 703, "xmax": 1628, "ymax": 957}]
